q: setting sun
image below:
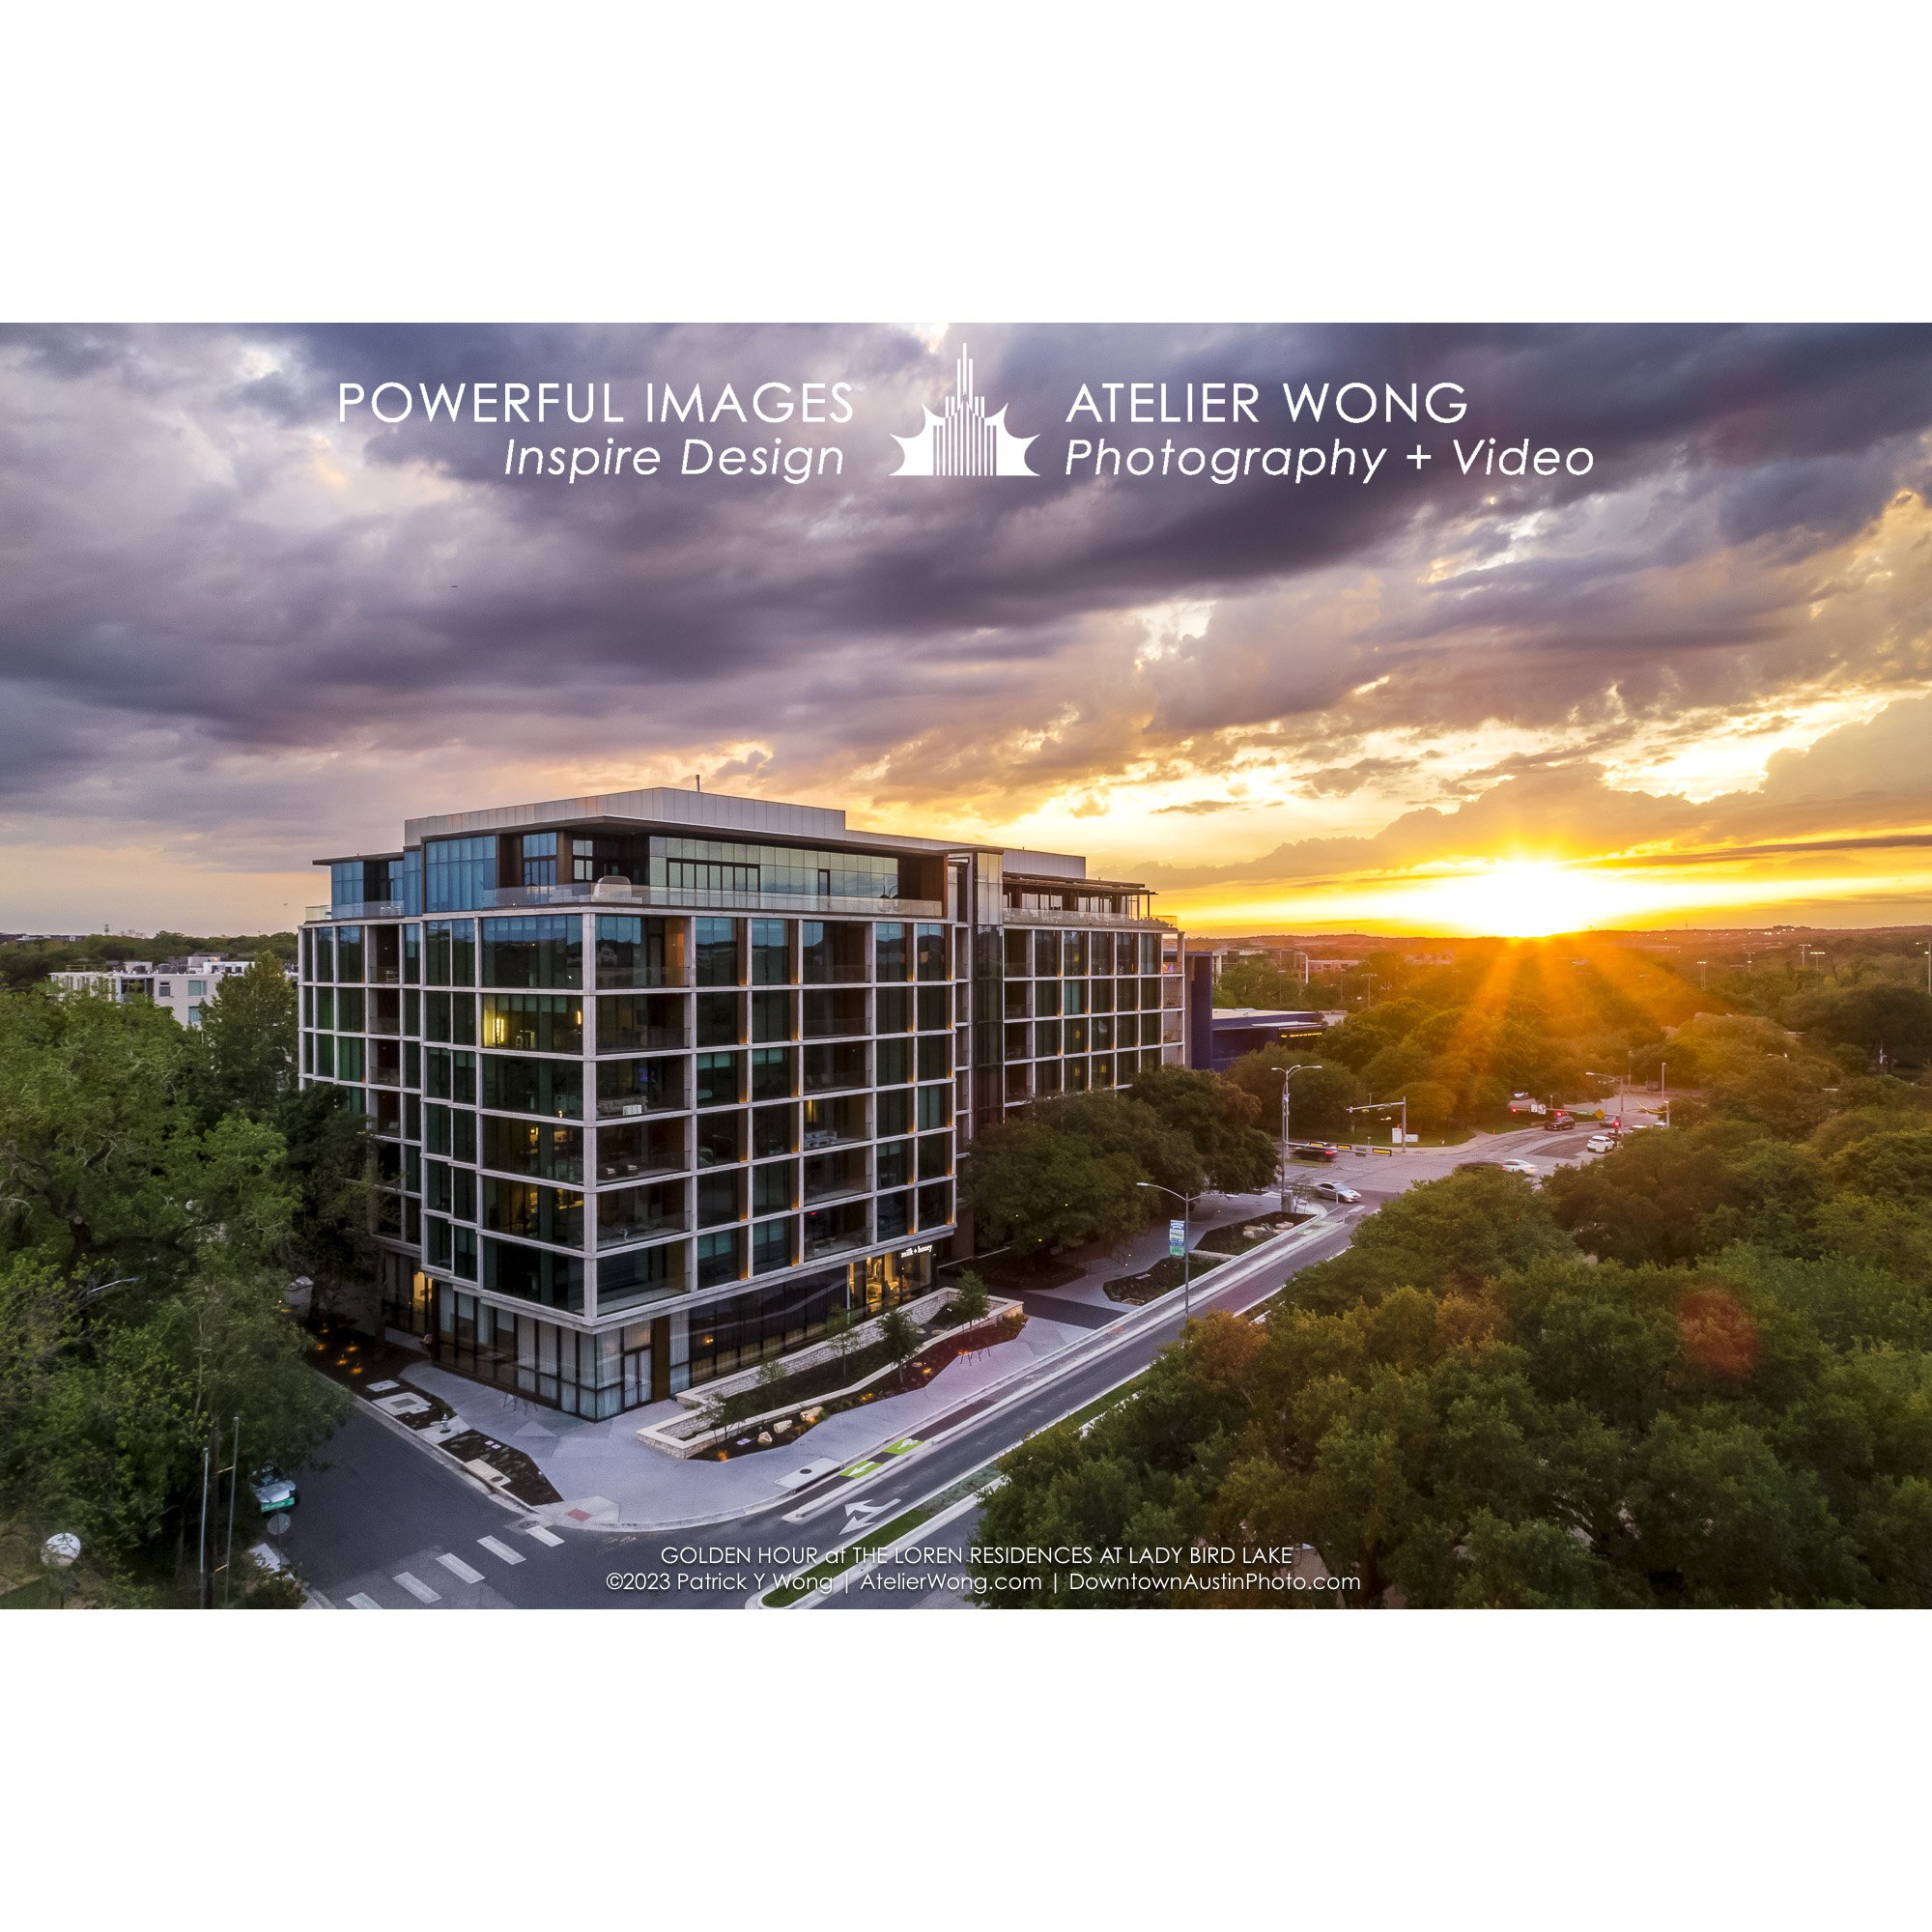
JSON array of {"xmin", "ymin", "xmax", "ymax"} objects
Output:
[{"xmin": 1409, "ymin": 860, "xmax": 1655, "ymax": 937}]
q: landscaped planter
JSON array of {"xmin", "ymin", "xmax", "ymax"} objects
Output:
[{"xmin": 636, "ymin": 1296, "xmax": 1024, "ymax": 1460}]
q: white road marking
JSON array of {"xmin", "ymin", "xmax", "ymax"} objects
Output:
[
  {"xmin": 524, "ymin": 1525, "xmax": 563, "ymax": 1548},
  {"xmin": 346, "ymin": 1592, "xmax": 383, "ymax": 1609},
  {"xmin": 477, "ymin": 1534, "xmax": 525, "ymax": 1566},
  {"xmin": 394, "ymin": 1571, "xmax": 440, "ymax": 1604},
  {"xmin": 436, "ymin": 1552, "xmax": 485, "ymax": 1584}
]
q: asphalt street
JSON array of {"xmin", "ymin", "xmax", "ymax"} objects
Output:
[{"xmin": 282, "ymin": 1122, "xmax": 1601, "ymax": 1611}]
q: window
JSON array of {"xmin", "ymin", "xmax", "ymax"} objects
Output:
[
  {"xmin": 426, "ymin": 836, "xmax": 497, "ymax": 913},
  {"xmin": 521, "ymin": 830, "xmax": 557, "ymax": 888},
  {"xmin": 752, "ymin": 1218, "xmax": 795, "ymax": 1275},
  {"xmin": 697, "ymin": 1169, "xmax": 745, "ymax": 1229},
  {"xmin": 482, "ymin": 1236, "xmax": 582, "ymax": 1311},
  {"xmin": 482, "ymin": 1055, "xmax": 583, "ymax": 1120},
  {"xmin": 694, "ymin": 1051, "xmax": 744, "ymax": 1109},
  {"xmin": 479, "ymin": 993, "xmax": 582, "ymax": 1054},
  {"xmin": 800, "ymin": 921, "xmax": 867, "ymax": 983},
  {"xmin": 671, "ymin": 858, "xmax": 760, "ymax": 896},
  {"xmin": 751, "ymin": 989, "xmax": 794, "ymax": 1043},
  {"xmin": 751, "ymin": 1046, "xmax": 796, "ymax": 1102},
  {"xmin": 481, "ymin": 915, "xmax": 582, "ymax": 990},
  {"xmin": 425, "ymin": 919, "xmax": 476, "ymax": 985},
  {"xmin": 875, "ymin": 923, "xmax": 908, "ymax": 980},
  {"xmin": 915, "ymin": 923, "xmax": 947, "ymax": 981},
  {"xmin": 752, "ymin": 1159, "xmax": 797, "ymax": 1215},
  {"xmin": 696, "ymin": 1229, "xmax": 745, "ymax": 1289},
  {"xmin": 696, "ymin": 991, "xmax": 745, "ymax": 1047},
  {"xmin": 595, "ymin": 915, "xmax": 679, "ymax": 990},
  {"xmin": 594, "ymin": 1057, "xmax": 683, "ymax": 1119},
  {"xmin": 695, "ymin": 918, "xmax": 740, "ymax": 986},
  {"xmin": 480, "ymin": 1116, "xmax": 583, "ymax": 1184},
  {"xmin": 750, "ymin": 919, "xmax": 790, "ymax": 984}
]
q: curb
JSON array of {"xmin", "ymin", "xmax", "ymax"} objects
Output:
[{"xmin": 325, "ymin": 1206, "xmax": 1350, "ymax": 1542}]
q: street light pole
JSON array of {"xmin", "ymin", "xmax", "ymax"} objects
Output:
[
  {"xmin": 1135, "ymin": 1181, "xmax": 1198, "ymax": 1323},
  {"xmin": 1274, "ymin": 1063, "xmax": 1324, "ymax": 1204}
]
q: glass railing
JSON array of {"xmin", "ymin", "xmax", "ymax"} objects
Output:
[
  {"xmin": 490, "ymin": 882, "xmax": 944, "ymax": 917},
  {"xmin": 595, "ymin": 1026, "xmax": 691, "ymax": 1053},
  {"xmin": 597, "ymin": 1212, "xmax": 690, "ymax": 1249},
  {"xmin": 596, "ymin": 1093, "xmax": 687, "ymax": 1120},
  {"xmin": 803, "ymin": 1229, "xmax": 870, "ymax": 1261}
]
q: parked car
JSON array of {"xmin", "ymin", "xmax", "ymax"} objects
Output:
[
  {"xmin": 1311, "ymin": 1179, "xmax": 1361, "ymax": 1203},
  {"xmin": 251, "ymin": 1466, "xmax": 298, "ymax": 1514},
  {"xmin": 1501, "ymin": 1157, "xmax": 1539, "ymax": 1176},
  {"xmin": 1585, "ymin": 1134, "xmax": 1615, "ymax": 1153}
]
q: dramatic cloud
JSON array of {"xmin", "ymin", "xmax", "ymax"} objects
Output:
[{"xmin": 0, "ymin": 323, "xmax": 1928, "ymax": 931}]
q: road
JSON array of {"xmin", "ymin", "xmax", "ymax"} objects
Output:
[{"xmin": 282, "ymin": 1122, "xmax": 1595, "ymax": 1611}]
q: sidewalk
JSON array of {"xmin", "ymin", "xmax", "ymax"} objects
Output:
[
  {"xmin": 400, "ymin": 1303, "xmax": 1098, "ymax": 1532},
  {"xmin": 988, "ymin": 1187, "xmax": 1293, "ymax": 1312}
]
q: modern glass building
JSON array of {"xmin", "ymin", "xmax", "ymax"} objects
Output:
[{"xmin": 300, "ymin": 787, "xmax": 1182, "ymax": 1419}]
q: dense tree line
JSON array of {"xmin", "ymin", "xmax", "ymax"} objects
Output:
[
  {"xmin": 0, "ymin": 928, "xmax": 297, "ymax": 992},
  {"xmin": 975, "ymin": 1002, "xmax": 1932, "ymax": 1606},
  {"xmin": 0, "ymin": 959, "xmax": 357, "ymax": 1602},
  {"xmin": 963, "ymin": 1064, "xmax": 1278, "ymax": 1257}
]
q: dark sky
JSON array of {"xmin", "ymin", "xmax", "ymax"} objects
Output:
[{"xmin": 2, "ymin": 323, "xmax": 1928, "ymax": 931}]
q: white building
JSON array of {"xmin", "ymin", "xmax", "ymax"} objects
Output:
[{"xmin": 48, "ymin": 952, "xmax": 289, "ymax": 1027}]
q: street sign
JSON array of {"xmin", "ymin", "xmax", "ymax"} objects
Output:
[{"xmin": 1168, "ymin": 1219, "xmax": 1186, "ymax": 1257}]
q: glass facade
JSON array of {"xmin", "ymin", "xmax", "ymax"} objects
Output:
[{"xmin": 301, "ymin": 809, "xmax": 1173, "ymax": 1419}]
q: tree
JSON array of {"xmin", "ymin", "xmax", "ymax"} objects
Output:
[
  {"xmin": 275, "ymin": 1083, "xmax": 374, "ymax": 1319},
  {"xmin": 963, "ymin": 1116, "xmax": 1147, "ymax": 1257},
  {"xmin": 195, "ymin": 953, "xmax": 297, "ymax": 1121},
  {"xmin": 0, "ymin": 987, "xmax": 348, "ymax": 1593},
  {"xmin": 878, "ymin": 1307, "xmax": 921, "ymax": 1373},
  {"xmin": 1042, "ymin": 1090, "xmax": 1204, "ymax": 1201},
  {"xmin": 822, "ymin": 1307, "xmax": 863, "ymax": 1380},
  {"xmin": 950, "ymin": 1269, "xmax": 990, "ymax": 1323},
  {"xmin": 1128, "ymin": 1063, "xmax": 1277, "ymax": 1194},
  {"xmin": 1225, "ymin": 1048, "xmax": 1363, "ymax": 1141}
]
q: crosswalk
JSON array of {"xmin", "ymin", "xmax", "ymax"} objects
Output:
[{"xmin": 335, "ymin": 1520, "xmax": 562, "ymax": 1607}]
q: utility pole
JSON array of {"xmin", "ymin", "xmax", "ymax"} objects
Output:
[
  {"xmin": 197, "ymin": 1438, "xmax": 212, "ymax": 1611},
  {"xmin": 1276, "ymin": 1063, "xmax": 1323, "ymax": 1205},
  {"xmin": 221, "ymin": 1415, "xmax": 240, "ymax": 1607}
]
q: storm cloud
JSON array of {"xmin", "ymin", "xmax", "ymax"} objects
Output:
[{"xmin": 0, "ymin": 323, "xmax": 1928, "ymax": 929}]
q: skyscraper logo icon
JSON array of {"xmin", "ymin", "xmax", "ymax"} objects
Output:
[{"xmin": 890, "ymin": 344, "xmax": 1037, "ymax": 477}]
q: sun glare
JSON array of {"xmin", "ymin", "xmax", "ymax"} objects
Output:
[{"xmin": 1417, "ymin": 860, "xmax": 1642, "ymax": 938}]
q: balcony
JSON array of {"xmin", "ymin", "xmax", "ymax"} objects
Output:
[
  {"xmin": 1002, "ymin": 905, "xmax": 1174, "ymax": 930},
  {"xmin": 596, "ymin": 1094, "xmax": 685, "ymax": 1121},
  {"xmin": 486, "ymin": 882, "xmax": 945, "ymax": 918},
  {"xmin": 308, "ymin": 899, "xmax": 405, "ymax": 923},
  {"xmin": 596, "ymin": 1210, "xmax": 690, "ymax": 1250},
  {"xmin": 596, "ymin": 1024, "xmax": 691, "ymax": 1054}
]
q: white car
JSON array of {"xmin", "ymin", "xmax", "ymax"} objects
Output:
[
  {"xmin": 251, "ymin": 1466, "xmax": 298, "ymax": 1514},
  {"xmin": 1585, "ymin": 1134, "xmax": 1615, "ymax": 1153},
  {"xmin": 1501, "ymin": 1157, "xmax": 1539, "ymax": 1176},
  {"xmin": 1311, "ymin": 1179, "xmax": 1361, "ymax": 1203}
]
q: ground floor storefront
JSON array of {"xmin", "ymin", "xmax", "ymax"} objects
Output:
[{"xmin": 372, "ymin": 1242, "xmax": 938, "ymax": 1419}]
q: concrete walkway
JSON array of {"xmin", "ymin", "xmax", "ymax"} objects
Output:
[
  {"xmin": 992, "ymin": 1187, "xmax": 1295, "ymax": 1311},
  {"xmin": 400, "ymin": 1306, "xmax": 1095, "ymax": 1531}
]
